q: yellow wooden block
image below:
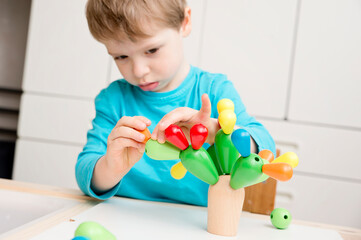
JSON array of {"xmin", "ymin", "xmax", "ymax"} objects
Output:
[
  {"xmin": 272, "ymin": 152, "xmax": 299, "ymax": 168},
  {"xmin": 218, "ymin": 109, "xmax": 236, "ymax": 134},
  {"xmin": 170, "ymin": 161, "xmax": 187, "ymax": 179},
  {"xmin": 217, "ymin": 99, "xmax": 234, "ymax": 114}
]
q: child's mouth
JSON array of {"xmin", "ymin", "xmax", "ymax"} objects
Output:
[{"xmin": 139, "ymin": 82, "xmax": 159, "ymax": 91}]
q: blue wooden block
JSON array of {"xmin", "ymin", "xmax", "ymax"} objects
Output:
[
  {"xmin": 72, "ymin": 236, "xmax": 90, "ymax": 240},
  {"xmin": 231, "ymin": 128, "xmax": 251, "ymax": 157}
]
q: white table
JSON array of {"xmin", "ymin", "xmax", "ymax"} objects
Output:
[{"xmin": 0, "ymin": 179, "xmax": 360, "ymax": 240}]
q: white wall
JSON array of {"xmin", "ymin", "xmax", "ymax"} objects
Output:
[{"xmin": 13, "ymin": 0, "xmax": 361, "ymax": 228}]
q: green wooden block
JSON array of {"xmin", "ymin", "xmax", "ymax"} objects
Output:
[
  {"xmin": 145, "ymin": 139, "xmax": 180, "ymax": 160},
  {"xmin": 180, "ymin": 147, "xmax": 219, "ymax": 185},
  {"xmin": 230, "ymin": 153, "xmax": 264, "ymax": 189}
]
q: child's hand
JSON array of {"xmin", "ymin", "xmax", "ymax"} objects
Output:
[
  {"xmin": 152, "ymin": 94, "xmax": 220, "ymax": 145},
  {"xmin": 105, "ymin": 116, "xmax": 151, "ymax": 172},
  {"xmin": 91, "ymin": 116, "xmax": 151, "ymax": 193}
]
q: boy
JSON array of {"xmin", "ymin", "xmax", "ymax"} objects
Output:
[{"xmin": 76, "ymin": 0, "xmax": 276, "ymax": 206}]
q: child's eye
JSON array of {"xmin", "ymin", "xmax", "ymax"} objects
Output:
[
  {"xmin": 114, "ymin": 55, "xmax": 128, "ymax": 60},
  {"xmin": 146, "ymin": 48, "xmax": 159, "ymax": 54}
]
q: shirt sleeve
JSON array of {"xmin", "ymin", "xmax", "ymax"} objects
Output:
[
  {"xmin": 209, "ymin": 76, "xmax": 276, "ymax": 157},
  {"xmin": 75, "ymin": 87, "xmax": 122, "ymax": 200}
]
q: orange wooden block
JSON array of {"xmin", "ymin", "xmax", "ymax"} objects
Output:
[
  {"xmin": 258, "ymin": 149, "xmax": 274, "ymax": 162},
  {"xmin": 262, "ymin": 163, "xmax": 293, "ymax": 181},
  {"xmin": 137, "ymin": 128, "xmax": 151, "ymax": 144}
]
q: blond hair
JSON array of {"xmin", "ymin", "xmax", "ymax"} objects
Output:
[{"xmin": 86, "ymin": 0, "xmax": 187, "ymax": 42}]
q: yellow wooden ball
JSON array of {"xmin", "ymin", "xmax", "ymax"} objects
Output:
[
  {"xmin": 217, "ymin": 99, "xmax": 234, "ymax": 114},
  {"xmin": 218, "ymin": 109, "xmax": 237, "ymax": 134}
]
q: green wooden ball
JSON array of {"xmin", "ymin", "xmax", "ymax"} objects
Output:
[
  {"xmin": 74, "ymin": 221, "xmax": 116, "ymax": 240},
  {"xmin": 270, "ymin": 208, "xmax": 292, "ymax": 229}
]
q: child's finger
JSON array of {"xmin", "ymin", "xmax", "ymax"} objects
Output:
[
  {"xmin": 153, "ymin": 108, "xmax": 193, "ymax": 143},
  {"xmin": 134, "ymin": 116, "xmax": 152, "ymax": 126},
  {"xmin": 198, "ymin": 94, "xmax": 212, "ymax": 120},
  {"xmin": 137, "ymin": 142, "xmax": 146, "ymax": 152},
  {"xmin": 158, "ymin": 107, "xmax": 193, "ymax": 131},
  {"xmin": 111, "ymin": 137, "xmax": 143, "ymax": 150},
  {"xmin": 157, "ymin": 130, "xmax": 166, "ymax": 144},
  {"xmin": 151, "ymin": 124, "xmax": 160, "ymax": 140},
  {"xmin": 115, "ymin": 116, "xmax": 147, "ymax": 130},
  {"xmin": 109, "ymin": 126, "xmax": 146, "ymax": 143}
]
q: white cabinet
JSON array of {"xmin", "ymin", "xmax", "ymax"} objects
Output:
[
  {"xmin": 22, "ymin": 0, "xmax": 109, "ymax": 99},
  {"xmin": 183, "ymin": 0, "xmax": 206, "ymax": 67},
  {"xmin": 262, "ymin": 119, "xmax": 361, "ymax": 181},
  {"xmin": 288, "ymin": 0, "xmax": 361, "ymax": 128},
  {"xmin": 13, "ymin": 139, "xmax": 82, "ymax": 189},
  {"xmin": 200, "ymin": 0, "xmax": 298, "ymax": 119},
  {"xmin": 276, "ymin": 174, "xmax": 361, "ymax": 228},
  {"xmin": 261, "ymin": 118, "xmax": 361, "ymax": 228},
  {"xmin": 109, "ymin": 58, "xmax": 122, "ymax": 83},
  {"xmin": 14, "ymin": 0, "xmax": 105, "ymax": 187},
  {"xmin": 18, "ymin": 93, "xmax": 94, "ymax": 145}
]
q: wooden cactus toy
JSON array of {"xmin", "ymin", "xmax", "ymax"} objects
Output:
[
  {"xmin": 145, "ymin": 124, "xmax": 219, "ymax": 184},
  {"xmin": 165, "ymin": 124, "xmax": 219, "ymax": 185},
  {"xmin": 144, "ymin": 98, "xmax": 299, "ymax": 237}
]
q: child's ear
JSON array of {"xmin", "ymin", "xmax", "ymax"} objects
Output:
[{"xmin": 181, "ymin": 6, "xmax": 192, "ymax": 37}]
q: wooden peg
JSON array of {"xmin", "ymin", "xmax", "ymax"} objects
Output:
[{"xmin": 207, "ymin": 175, "xmax": 245, "ymax": 236}]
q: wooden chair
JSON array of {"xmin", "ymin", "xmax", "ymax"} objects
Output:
[{"xmin": 242, "ymin": 149, "xmax": 280, "ymax": 215}]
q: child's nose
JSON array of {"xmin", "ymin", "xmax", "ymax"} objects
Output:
[{"xmin": 132, "ymin": 60, "xmax": 150, "ymax": 79}]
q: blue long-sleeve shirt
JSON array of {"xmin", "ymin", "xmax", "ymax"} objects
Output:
[{"xmin": 76, "ymin": 65, "xmax": 275, "ymax": 206}]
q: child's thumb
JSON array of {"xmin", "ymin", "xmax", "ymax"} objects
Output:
[{"xmin": 199, "ymin": 94, "xmax": 212, "ymax": 118}]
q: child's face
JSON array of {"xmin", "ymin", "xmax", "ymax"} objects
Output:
[{"xmin": 104, "ymin": 25, "xmax": 190, "ymax": 92}]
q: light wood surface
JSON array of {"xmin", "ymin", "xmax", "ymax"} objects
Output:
[
  {"xmin": 3, "ymin": 201, "xmax": 96, "ymax": 240},
  {"xmin": 207, "ymin": 175, "xmax": 245, "ymax": 236},
  {"xmin": 0, "ymin": 178, "xmax": 93, "ymax": 201},
  {"xmin": 0, "ymin": 178, "xmax": 360, "ymax": 240},
  {"xmin": 243, "ymin": 177, "xmax": 277, "ymax": 215},
  {"xmin": 0, "ymin": 178, "xmax": 100, "ymax": 240}
]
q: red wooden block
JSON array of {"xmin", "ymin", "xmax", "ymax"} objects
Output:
[
  {"xmin": 165, "ymin": 124, "xmax": 189, "ymax": 150},
  {"xmin": 190, "ymin": 124, "xmax": 208, "ymax": 150}
]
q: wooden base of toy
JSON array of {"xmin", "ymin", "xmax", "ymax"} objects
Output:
[{"xmin": 207, "ymin": 175, "xmax": 245, "ymax": 236}]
